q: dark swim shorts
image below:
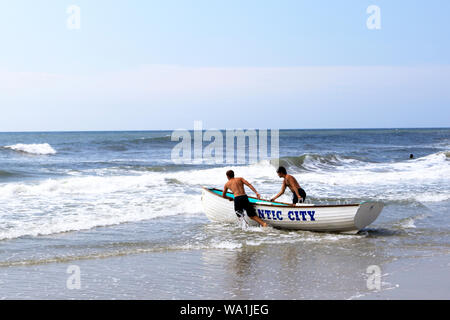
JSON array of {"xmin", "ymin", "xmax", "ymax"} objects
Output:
[
  {"xmin": 234, "ymin": 195, "xmax": 257, "ymax": 218},
  {"xmin": 293, "ymin": 187, "xmax": 307, "ymax": 204}
]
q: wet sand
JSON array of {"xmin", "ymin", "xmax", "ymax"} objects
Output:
[
  {"xmin": 360, "ymin": 254, "xmax": 450, "ymax": 299},
  {"xmin": 0, "ymin": 216, "xmax": 448, "ymax": 299}
]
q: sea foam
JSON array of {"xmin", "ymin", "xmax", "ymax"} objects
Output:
[{"xmin": 4, "ymin": 143, "xmax": 57, "ymax": 155}]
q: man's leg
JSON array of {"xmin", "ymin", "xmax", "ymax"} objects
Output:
[
  {"xmin": 234, "ymin": 197, "xmax": 244, "ymax": 217},
  {"xmin": 245, "ymin": 202, "xmax": 268, "ymax": 227},
  {"xmin": 250, "ymin": 215, "xmax": 268, "ymax": 227},
  {"xmin": 292, "ymin": 193, "xmax": 298, "ymax": 204}
]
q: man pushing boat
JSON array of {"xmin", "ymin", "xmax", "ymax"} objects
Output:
[
  {"xmin": 270, "ymin": 166, "xmax": 307, "ymax": 204},
  {"xmin": 222, "ymin": 170, "xmax": 268, "ymax": 227}
]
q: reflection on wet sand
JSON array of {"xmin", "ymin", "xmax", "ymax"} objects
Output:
[{"xmin": 201, "ymin": 233, "xmax": 394, "ymax": 299}]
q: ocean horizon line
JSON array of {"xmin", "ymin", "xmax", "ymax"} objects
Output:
[{"xmin": 0, "ymin": 126, "xmax": 449, "ymax": 134}]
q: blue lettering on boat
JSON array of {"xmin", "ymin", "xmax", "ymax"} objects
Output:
[
  {"xmin": 288, "ymin": 211, "xmax": 295, "ymax": 221},
  {"xmin": 260, "ymin": 209, "xmax": 315, "ymax": 222},
  {"xmin": 276, "ymin": 211, "xmax": 283, "ymax": 220},
  {"xmin": 257, "ymin": 209, "xmax": 265, "ymax": 219},
  {"xmin": 300, "ymin": 211, "xmax": 307, "ymax": 221},
  {"xmin": 270, "ymin": 210, "xmax": 278, "ymax": 220}
]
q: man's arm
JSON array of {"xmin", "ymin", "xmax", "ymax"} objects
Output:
[
  {"xmin": 270, "ymin": 180, "xmax": 286, "ymax": 202},
  {"xmin": 241, "ymin": 178, "xmax": 261, "ymax": 199},
  {"xmin": 222, "ymin": 183, "xmax": 233, "ymax": 201}
]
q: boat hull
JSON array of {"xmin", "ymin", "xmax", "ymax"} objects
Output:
[{"xmin": 201, "ymin": 188, "xmax": 383, "ymax": 233}]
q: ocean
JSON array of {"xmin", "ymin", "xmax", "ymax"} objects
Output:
[{"xmin": 0, "ymin": 128, "xmax": 449, "ymax": 299}]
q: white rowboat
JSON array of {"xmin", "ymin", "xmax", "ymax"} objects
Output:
[{"xmin": 201, "ymin": 187, "xmax": 383, "ymax": 233}]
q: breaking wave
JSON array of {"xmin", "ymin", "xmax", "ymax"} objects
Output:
[
  {"xmin": 277, "ymin": 153, "xmax": 364, "ymax": 171},
  {"xmin": 2, "ymin": 143, "xmax": 57, "ymax": 155},
  {"xmin": 276, "ymin": 151, "xmax": 449, "ymax": 171}
]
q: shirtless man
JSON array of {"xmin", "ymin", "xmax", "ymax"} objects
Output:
[
  {"xmin": 223, "ymin": 170, "xmax": 268, "ymax": 227},
  {"xmin": 270, "ymin": 166, "xmax": 307, "ymax": 204}
]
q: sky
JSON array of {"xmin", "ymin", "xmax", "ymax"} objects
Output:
[{"xmin": 0, "ymin": 0, "xmax": 449, "ymax": 131}]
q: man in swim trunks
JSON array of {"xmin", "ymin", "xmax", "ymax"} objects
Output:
[
  {"xmin": 222, "ymin": 170, "xmax": 268, "ymax": 227},
  {"xmin": 270, "ymin": 166, "xmax": 307, "ymax": 204}
]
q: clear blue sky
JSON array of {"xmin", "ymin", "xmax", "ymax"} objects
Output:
[{"xmin": 0, "ymin": 0, "xmax": 449, "ymax": 131}]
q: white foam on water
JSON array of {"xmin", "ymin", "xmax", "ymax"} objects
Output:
[
  {"xmin": 289, "ymin": 151, "xmax": 450, "ymax": 202},
  {"xmin": 400, "ymin": 218, "xmax": 417, "ymax": 229},
  {"xmin": 0, "ymin": 172, "xmax": 203, "ymax": 240},
  {"xmin": 397, "ymin": 213, "xmax": 430, "ymax": 230},
  {"xmin": 178, "ymin": 240, "xmax": 243, "ymax": 251},
  {"xmin": 209, "ymin": 241, "xmax": 243, "ymax": 250},
  {"xmin": 3, "ymin": 143, "xmax": 57, "ymax": 155}
]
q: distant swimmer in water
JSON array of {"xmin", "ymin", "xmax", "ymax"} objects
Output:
[
  {"xmin": 222, "ymin": 170, "xmax": 268, "ymax": 227},
  {"xmin": 270, "ymin": 166, "xmax": 306, "ymax": 204},
  {"xmin": 410, "ymin": 154, "xmax": 414, "ymax": 159}
]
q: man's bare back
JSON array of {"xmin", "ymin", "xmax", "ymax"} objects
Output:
[
  {"xmin": 224, "ymin": 177, "xmax": 254, "ymax": 198},
  {"xmin": 284, "ymin": 174, "xmax": 301, "ymax": 193}
]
